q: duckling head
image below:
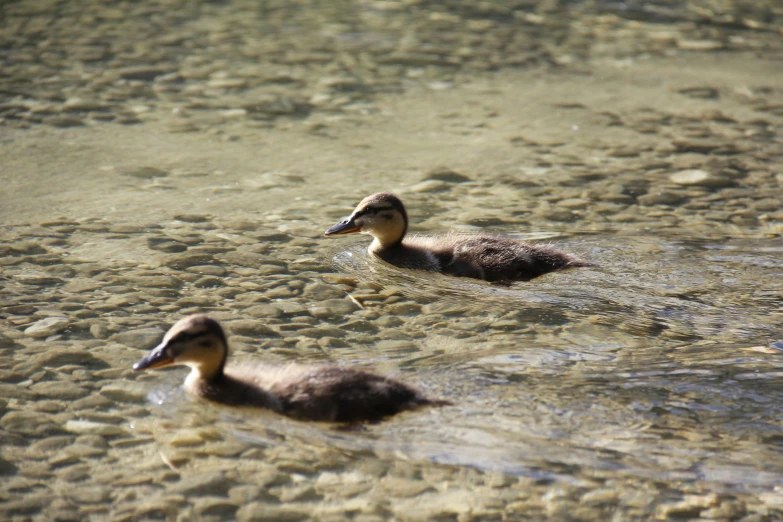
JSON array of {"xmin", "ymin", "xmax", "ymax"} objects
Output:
[
  {"xmin": 132, "ymin": 314, "xmax": 228, "ymax": 381},
  {"xmin": 325, "ymin": 192, "xmax": 408, "ymax": 248}
]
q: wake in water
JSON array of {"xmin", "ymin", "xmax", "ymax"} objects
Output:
[{"xmin": 321, "ymin": 234, "xmax": 781, "ymax": 344}]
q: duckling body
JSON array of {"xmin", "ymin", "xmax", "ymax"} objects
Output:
[
  {"xmin": 132, "ymin": 314, "xmax": 447, "ymax": 422},
  {"xmin": 325, "ymin": 192, "xmax": 591, "ymax": 282}
]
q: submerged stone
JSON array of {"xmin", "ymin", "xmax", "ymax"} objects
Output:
[
  {"xmin": 110, "ymin": 327, "xmax": 165, "ymax": 350},
  {"xmin": 64, "ymin": 420, "xmax": 129, "ymax": 437},
  {"xmin": 24, "ymin": 317, "xmax": 69, "ymax": 338}
]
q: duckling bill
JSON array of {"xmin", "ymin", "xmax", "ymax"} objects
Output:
[
  {"xmin": 325, "ymin": 192, "xmax": 592, "ymax": 282},
  {"xmin": 133, "ymin": 314, "xmax": 448, "ymax": 423}
]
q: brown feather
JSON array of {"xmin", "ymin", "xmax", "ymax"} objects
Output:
[
  {"xmin": 135, "ymin": 315, "xmax": 449, "ymax": 423},
  {"xmin": 328, "ymin": 193, "xmax": 593, "ymax": 282}
]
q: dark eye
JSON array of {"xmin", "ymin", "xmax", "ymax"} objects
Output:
[{"xmin": 172, "ymin": 331, "xmax": 201, "ymax": 344}]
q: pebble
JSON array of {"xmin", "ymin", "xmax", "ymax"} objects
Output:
[
  {"xmin": 424, "ymin": 167, "xmax": 472, "ymax": 183},
  {"xmin": 669, "ymin": 169, "xmax": 710, "ymax": 185},
  {"xmin": 308, "ymin": 299, "xmax": 359, "ymax": 319},
  {"xmin": 148, "ymin": 239, "xmax": 188, "ymax": 253},
  {"xmin": 375, "ymin": 316, "xmax": 404, "ymax": 328},
  {"xmin": 64, "ymin": 279, "xmax": 104, "ymax": 293},
  {"xmin": 123, "ymin": 275, "xmax": 182, "ymax": 289},
  {"xmin": 168, "ymin": 471, "xmax": 232, "ymax": 496},
  {"xmin": 68, "ymin": 485, "xmax": 112, "ymax": 503},
  {"xmin": 753, "ymin": 198, "xmax": 780, "ymax": 212},
  {"xmin": 168, "ymin": 429, "xmax": 208, "ymax": 447},
  {"xmin": 58, "ymin": 443, "xmax": 108, "ymax": 459},
  {"xmin": 165, "ymin": 253, "xmax": 216, "ymax": 269},
  {"xmin": 64, "ymin": 420, "xmax": 129, "ymax": 437},
  {"xmin": 1, "ymin": 410, "xmax": 60, "ymax": 436},
  {"xmin": 236, "ymin": 503, "xmax": 311, "ymax": 522},
  {"xmin": 637, "ymin": 191, "xmax": 687, "ymax": 206},
  {"xmin": 379, "ymin": 476, "xmax": 435, "ymax": 498},
  {"xmin": 121, "ymin": 166, "xmax": 169, "ymax": 179},
  {"xmin": 298, "ymin": 326, "xmax": 346, "ymax": 338},
  {"xmin": 581, "ymin": 488, "xmax": 620, "ymax": 505},
  {"xmin": 224, "ymin": 320, "xmax": 278, "ymax": 337},
  {"xmin": 302, "ymin": 283, "xmax": 347, "ymax": 300},
  {"xmin": 129, "ymin": 498, "xmax": 179, "ymax": 520},
  {"xmin": 410, "ymin": 180, "xmax": 452, "ymax": 193},
  {"xmin": 265, "ymin": 286, "xmax": 299, "ymax": 298},
  {"xmin": 26, "ymin": 434, "xmax": 70, "ymax": 454},
  {"xmin": 186, "ymin": 264, "xmax": 228, "ymax": 276},
  {"xmin": 222, "ymin": 251, "xmax": 284, "ymax": 268},
  {"xmin": 110, "ymin": 327, "xmax": 165, "ymax": 349},
  {"xmin": 669, "ymin": 168, "xmax": 735, "ymax": 188},
  {"xmin": 107, "ymin": 294, "xmax": 141, "ymax": 307},
  {"xmin": 385, "ymin": 302, "xmax": 422, "ymax": 315},
  {"xmin": 29, "ymin": 380, "xmax": 89, "ymax": 399},
  {"xmin": 275, "ymin": 302, "xmax": 308, "ymax": 315},
  {"xmin": 0, "ymin": 493, "xmax": 51, "ymax": 517},
  {"xmin": 339, "ymin": 319, "xmax": 378, "ymax": 333},
  {"xmin": 174, "ymin": 214, "xmax": 212, "ymax": 223},
  {"xmin": 655, "ymin": 494, "xmax": 718, "ymax": 518},
  {"xmin": 99, "ymin": 383, "xmax": 147, "ymax": 403},
  {"xmin": 375, "ymin": 340, "xmax": 417, "ymax": 353},
  {"xmin": 757, "ymin": 492, "xmax": 783, "ymax": 509},
  {"xmin": 241, "ymin": 304, "xmax": 282, "ymax": 318},
  {"xmin": 677, "ymin": 39, "xmax": 724, "ymax": 51},
  {"xmin": 389, "ymin": 489, "xmax": 475, "ymax": 521},
  {"xmin": 194, "ymin": 497, "xmax": 239, "ymax": 518},
  {"xmin": 89, "ymin": 323, "xmax": 109, "ymax": 339},
  {"xmin": 321, "ymin": 274, "xmax": 358, "ymax": 285},
  {"xmin": 193, "ymin": 276, "xmax": 225, "ymax": 288},
  {"xmin": 24, "ymin": 317, "xmax": 69, "ymax": 338}
]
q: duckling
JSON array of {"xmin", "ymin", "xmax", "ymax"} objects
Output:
[
  {"xmin": 132, "ymin": 314, "xmax": 448, "ymax": 422},
  {"xmin": 325, "ymin": 192, "xmax": 592, "ymax": 282}
]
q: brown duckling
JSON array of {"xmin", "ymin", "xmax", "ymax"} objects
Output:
[
  {"xmin": 132, "ymin": 314, "xmax": 448, "ymax": 422},
  {"xmin": 325, "ymin": 192, "xmax": 592, "ymax": 282}
]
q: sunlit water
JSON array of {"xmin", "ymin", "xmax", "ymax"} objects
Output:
[{"xmin": 2, "ymin": 0, "xmax": 783, "ymax": 520}]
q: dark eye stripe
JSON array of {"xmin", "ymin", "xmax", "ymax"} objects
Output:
[
  {"xmin": 355, "ymin": 204, "xmax": 396, "ymax": 218},
  {"xmin": 172, "ymin": 330, "xmax": 205, "ymax": 344}
]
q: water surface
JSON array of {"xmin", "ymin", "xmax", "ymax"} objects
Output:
[{"xmin": 2, "ymin": 0, "xmax": 783, "ymax": 520}]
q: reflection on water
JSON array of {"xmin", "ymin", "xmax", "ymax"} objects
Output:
[{"xmin": 2, "ymin": 0, "xmax": 783, "ymax": 519}]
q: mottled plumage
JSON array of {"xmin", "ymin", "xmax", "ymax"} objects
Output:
[
  {"xmin": 325, "ymin": 192, "xmax": 592, "ymax": 282},
  {"xmin": 132, "ymin": 315, "xmax": 448, "ymax": 422}
]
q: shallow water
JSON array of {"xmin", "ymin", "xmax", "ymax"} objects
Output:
[{"xmin": 2, "ymin": 0, "xmax": 783, "ymax": 520}]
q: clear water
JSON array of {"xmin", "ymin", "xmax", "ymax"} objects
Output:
[{"xmin": 2, "ymin": 0, "xmax": 783, "ymax": 520}]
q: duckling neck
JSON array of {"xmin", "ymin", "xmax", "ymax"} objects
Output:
[
  {"xmin": 184, "ymin": 354, "xmax": 226, "ymax": 386},
  {"xmin": 369, "ymin": 236, "xmax": 404, "ymax": 255},
  {"xmin": 185, "ymin": 366, "xmax": 220, "ymax": 389}
]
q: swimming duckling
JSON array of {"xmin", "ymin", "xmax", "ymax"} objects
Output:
[
  {"xmin": 324, "ymin": 192, "xmax": 592, "ymax": 282},
  {"xmin": 132, "ymin": 314, "xmax": 448, "ymax": 422}
]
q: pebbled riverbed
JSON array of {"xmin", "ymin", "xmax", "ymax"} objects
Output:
[{"xmin": 2, "ymin": 1, "xmax": 783, "ymax": 521}]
